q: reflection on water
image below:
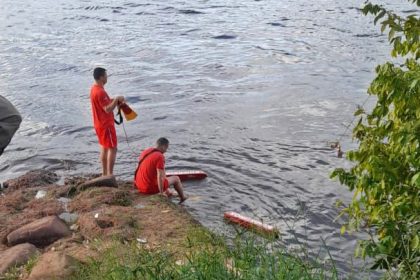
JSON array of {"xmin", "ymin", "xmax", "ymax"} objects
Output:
[{"xmin": 0, "ymin": 0, "xmax": 411, "ymax": 276}]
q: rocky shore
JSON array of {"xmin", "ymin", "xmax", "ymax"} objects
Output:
[{"xmin": 0, "ymin": 170, "xmax": 202, "ymax": 279}]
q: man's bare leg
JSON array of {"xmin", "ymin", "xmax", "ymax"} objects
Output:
[
  {"xmin": 107, "ymin": 148, "xmax": 117, "ymax": 176},
  {"xmin": 167, "ymin": 176, "xmax": 187, "ymax": 204},
  {"xmin": 100, "ymin": 146, "xmax": 108, "ymax": 176}
]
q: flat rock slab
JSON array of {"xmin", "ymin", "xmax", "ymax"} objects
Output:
[
  {"xmin": 28, "ymin": 251, "xmax": 78, "ymax": 280},
  {"xmin": 7, "ymin": 216, "xmax": 71, "ymax": 247},
  {"xmin": 0, "ymin": 243, "xmax": 38, "ymax": 275},
  {"xmin": 79, "ymin": 175, "xmax": 118, "ymax": 190}
]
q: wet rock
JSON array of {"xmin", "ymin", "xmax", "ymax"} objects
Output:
[
  {"xmin": 0, "ymin": 243, "xmax": 38, "ymax": 275},
  {"xmin": 79, "ymin": 175, "xmax": 118, "ymax": 190},
  {"xmin": 27, "ymin": 251, "xmax": 78, "ymax": 280},
  {"xmin": 7, "ymin": 216, "xmax": 71, "ymax": 247},
  {"xmin": 4, "ymin": 170, "xmax": 59, "ymax": 192}
]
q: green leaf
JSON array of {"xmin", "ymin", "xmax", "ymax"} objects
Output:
[
  {"xmin": 411, "ymin": 173, "xmax": 420, "ymax": 187},
  {"xmin": 388, "ymin": 28, "xmax": 396, "ymax": 40},
  {"xmin": 381, "ymin": 23, "xmax": 387, "ymax": 33},
  {"xmin": 409, "ymin": 79, "xmax": 418, "ymax": 90},
  {"xmin": 411, "ymin": 235, "xmax": 419, "ymax": 250},
  {"xmin": 374, "ymin": 10, "xmax": 386, "ymax": 25}
]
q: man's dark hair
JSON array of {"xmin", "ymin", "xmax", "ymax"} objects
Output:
[
  {"xmin": 93, "ymin": 67, "xmax": 106, "ymax": 80},
  {"xmin": 157, "ymin": 137, "xmax": 169, "ymax": 147}
]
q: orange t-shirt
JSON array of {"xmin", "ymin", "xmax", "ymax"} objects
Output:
[
  {"xmin": 90, "ymin": 84, "xmax": 114, "ymax": 129},
  {"xmin": 135, "ymin": 148, "xmax": 165, "ymax": 194}
]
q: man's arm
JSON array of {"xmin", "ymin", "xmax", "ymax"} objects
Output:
[
  {"xmin": 157, "ymin": 169, "xmax": 166, "ymax": 194},
  {"xmin": 103, "ymin": 96, "xmax": 125, "ymax": 113}
]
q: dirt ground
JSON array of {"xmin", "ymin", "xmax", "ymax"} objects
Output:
[{"xmin": 0, "ymin": 170, "xmax": 202, "ymax": 275}]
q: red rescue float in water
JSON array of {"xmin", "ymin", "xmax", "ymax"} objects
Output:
[
  {"xmin": 166, "ymin": 170, "xmax": 207, "ymax": 182},
  {"xmin": 224, "ymin": 211, "xmax": 279, "ymax": 238}
]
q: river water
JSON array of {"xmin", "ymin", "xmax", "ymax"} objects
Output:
[{"xmin": 0, "ymin": 0, "xmax": 414, "ymax": 276}]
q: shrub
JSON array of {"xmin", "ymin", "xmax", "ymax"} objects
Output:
[{"xmin": 331, "ymin": 1, "xmax": 420, "ymax": 278}]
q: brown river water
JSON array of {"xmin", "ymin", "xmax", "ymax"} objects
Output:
[{"xmin": 0, "ymin": 0, "xmax": 415, "ymax": 277}]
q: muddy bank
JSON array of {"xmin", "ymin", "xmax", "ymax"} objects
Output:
[{"xmin": 0, "ymin": 170, "xmax": 202, "ymax": 279}]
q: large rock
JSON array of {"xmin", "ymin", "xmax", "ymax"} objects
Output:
[
  {"xmin": 79, "ymin": 175, "xmax": 118, "ymax": 190},
  {"xmin": 7, "ymin": 216, "xmax": 71, "ymax": 247},
  {"xmin": 27, "ymin": 251, "xmax": 78, "ymax": 280},
  {"xmin": 0, "ymin": 243, "xmax": 38, "ymax": 275}
]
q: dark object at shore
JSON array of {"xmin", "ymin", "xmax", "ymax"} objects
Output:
[
  {"xmin": 0, "ymin": 95, "xmax": 22, "ymax": 156},
  {"xmin": 330, "ymin": 142, "xmax": 344, "ymax": 158},
  {"xmin": 337, "ymin": 147, "xmax": 343, "ymax": 158}
]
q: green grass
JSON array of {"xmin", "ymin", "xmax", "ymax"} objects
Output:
[{"xmin": 71, "ymin": 229, "xmax": 338, "ymax": 280}]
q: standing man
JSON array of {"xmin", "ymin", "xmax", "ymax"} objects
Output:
[
  {"xmin": 0, "ymin": 95, "xmax": 22, "ymax": 156},
  {"xmin": 90, "ymin": 67, "xmax": 125, "ymax": 176},
  {"xmin": 134, "ymin": 137, "xmax": 188, "ymax": 204}
]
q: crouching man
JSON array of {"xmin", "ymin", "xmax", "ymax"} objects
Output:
[
  {"xmin": 0, "ymin": 95, "xmax": 22, "ymax": 156},
  {"xmin": 134, "ymin": 137, "xmax": 188, "ymax": 204}
]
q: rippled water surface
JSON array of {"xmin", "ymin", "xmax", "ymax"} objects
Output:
[{"xmin": 1, "ymin": 0, "xmax": 414, "ymax": 276}]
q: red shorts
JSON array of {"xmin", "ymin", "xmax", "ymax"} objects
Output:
[
  {"xmin": 95, "ymin": 126, "xmax": 117, "ymax": 148},
  {"xmin": 138, "ymin": 178, "xmax": 169, "ymax": 195}
]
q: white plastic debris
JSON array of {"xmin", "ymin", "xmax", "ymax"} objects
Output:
[
  {"xmin": 35, "ymin": 190, "xmax": 47, "ymax": 199},
  {"xmin": 134, "ymin": 203, "xmax": 145, "ymax": 209},
  {"xmin": 136, "ymin": 238, "xmax": 147, "ymax": 244},
  {"xmin": 94, "ymin": 213, "xmax": 99, "ymax": 219}
]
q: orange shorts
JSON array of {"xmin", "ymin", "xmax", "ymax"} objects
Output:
[{"xmin": 95, "ymin": 126, "xmax": 117, "ymax": 148}]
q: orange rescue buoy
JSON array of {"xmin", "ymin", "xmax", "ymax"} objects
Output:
[
  {"xmin": 224, "ymin": 211, "xmax": 279, "ymax": 238},
  {"xmin": 120, "ymin": 103, "xmax": 138, "ymax": 121}
]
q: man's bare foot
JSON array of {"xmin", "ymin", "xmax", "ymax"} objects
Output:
[{"xmin": 179, "ymin": 195, "xmax": 188, "ymax": 204}]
